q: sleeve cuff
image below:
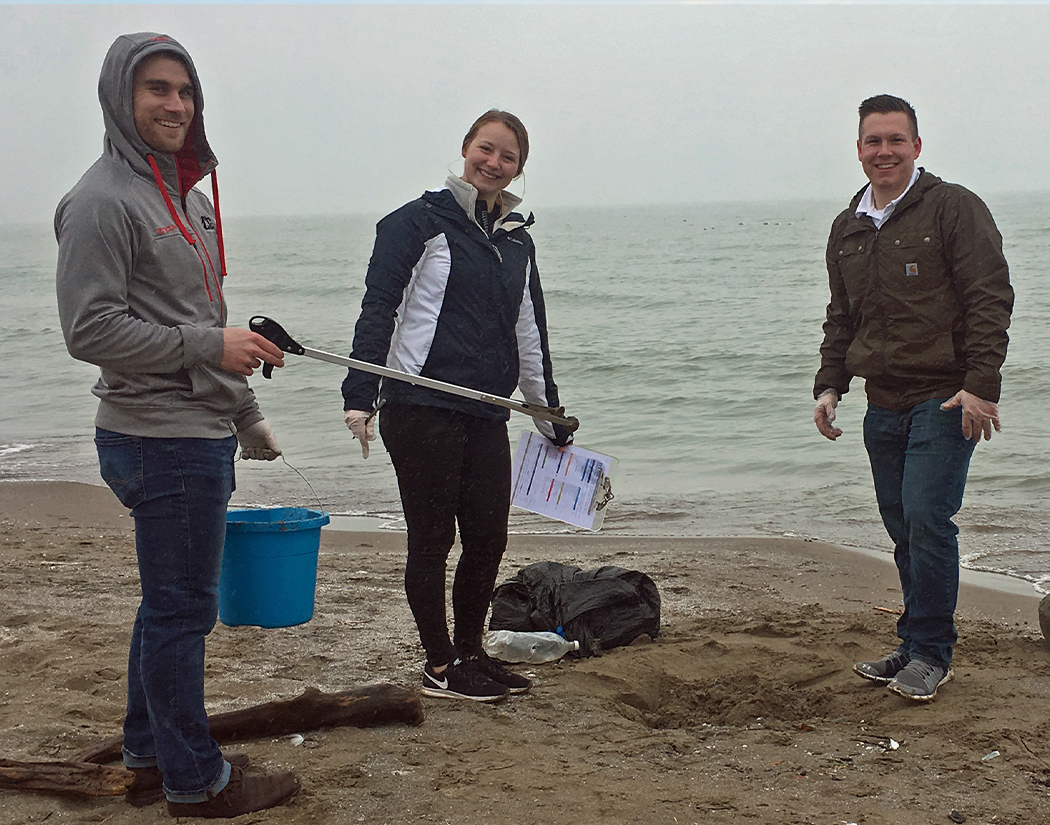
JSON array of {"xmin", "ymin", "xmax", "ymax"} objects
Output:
[{"xmin": 181, "ymin": 326, "xmax": 225, "ymax": 368}]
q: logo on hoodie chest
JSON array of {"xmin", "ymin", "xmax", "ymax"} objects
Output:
[{"xmin": 155, "ymin": 215, "xmax": 215, "ymax": 240}]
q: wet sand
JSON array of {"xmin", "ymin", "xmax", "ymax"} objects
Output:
[{"xmin": 1, "ymin": 481, "xmax": 1048, "ymax": 825}]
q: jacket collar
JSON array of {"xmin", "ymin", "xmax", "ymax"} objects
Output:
[
  {"xmin": 846, "ymin": 168, "xmax": 941, "ymax": 229},
  {"xmin": 443, "ymin": 175, "xmax": 524, "ymax": 233}
]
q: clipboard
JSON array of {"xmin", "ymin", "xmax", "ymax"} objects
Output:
[{"xmin": 510, "ymin": 431, "xmax": 617, "ymax": 531}]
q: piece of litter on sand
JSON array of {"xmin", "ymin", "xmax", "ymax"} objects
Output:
[
  {"xmin": 888, "ymin": 738, "xmax": 899, "ymax": 750},
  {"xmin": 981, "ymin": 750, "xmax": 1000, "ymax": 762},
  {"xmin": 290, "ymin": 734, "xmax": 305, "ymax": 746},
  {"xmin": 948, "ymin": 810, "xmax": 967, "ymax": 823}
]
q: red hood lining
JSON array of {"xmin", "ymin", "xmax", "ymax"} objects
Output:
[{"xmin": 174, "ymin": 122, "xmax": 206, "ymax": 198}]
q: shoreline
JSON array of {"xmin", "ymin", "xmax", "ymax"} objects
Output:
[
  {"xmin": 5, "ymin": 461, "xmax": 1049, "ymax": 598},
  {"xmin": 1, "ymin": 480, "xmax": 1042, "ymax": 649},
  {"xmin": 7, "ymin": 477, "xmax": 1045, "ymax": 600},
  {"xmin": 323, "ymin": 505, "xmax": 1047, "ymax": 600}
]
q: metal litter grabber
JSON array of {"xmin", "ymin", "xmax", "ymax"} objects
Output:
[{"xmin": 249, "ymin": 316, "xmax": 580, "ymax": 433}]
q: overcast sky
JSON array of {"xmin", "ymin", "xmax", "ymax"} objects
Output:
[{"xmin": 4, "ymin": 4, "xmax": 1049, "ymax": 225}]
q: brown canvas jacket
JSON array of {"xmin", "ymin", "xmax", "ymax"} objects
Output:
[{"xmin": 814, "ymin": 169, "xmax": 1013, "ymax": 411}]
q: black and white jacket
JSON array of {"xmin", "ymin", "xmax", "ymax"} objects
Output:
[{"xmin": 341, "ymin": 176, "xmax": 570, "ymax": 444}]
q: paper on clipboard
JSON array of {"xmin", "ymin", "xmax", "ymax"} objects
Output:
[{"xmin": 510, "ymin": 430, "xmax": 617, "ymax": 531}]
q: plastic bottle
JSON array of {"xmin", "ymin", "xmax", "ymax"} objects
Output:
[{"xmin": 483, "ymin": 630, "xmax": 580, "ymax": 664}]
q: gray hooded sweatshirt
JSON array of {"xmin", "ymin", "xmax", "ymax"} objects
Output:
[{"xmin": 56, "ymin": 32, "xmax": 262, "ymax": 439}]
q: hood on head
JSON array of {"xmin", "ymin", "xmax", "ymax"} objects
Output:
[{"xmin": 98, "ymin": 32, "xmax": 217, "ymax": 197}]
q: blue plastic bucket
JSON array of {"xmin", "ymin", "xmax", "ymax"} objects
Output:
[{"xmin": 219, "ymin": 507, "xmax": 329, "ymax": 628}]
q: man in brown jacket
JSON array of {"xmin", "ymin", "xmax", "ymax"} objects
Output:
[{"xmin": 812, "ymin": 94, "xmax": 1013, "ymax": 702}]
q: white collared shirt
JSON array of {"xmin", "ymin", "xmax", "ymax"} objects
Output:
[{"xmin": 855, "ymin": 166, "xmax": 921, "ymax": 229}]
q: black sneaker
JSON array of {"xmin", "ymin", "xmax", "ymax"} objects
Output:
[
  {"xmin": 421, "ymin": 658, "xmax": 509, "ymax": 702},
  {"xmin": 853, "ymin": 650, "xmax": 909, "ymax": 685},
  {"xmin": 465, "ymin": 652, "xmax": 532, "ymax": 694}
]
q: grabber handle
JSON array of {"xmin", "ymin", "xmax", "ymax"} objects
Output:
[{"xmin": 249, "ymin": 316, "xmax": 305, "ymax": 378}]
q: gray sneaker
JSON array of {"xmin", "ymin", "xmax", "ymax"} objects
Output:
[
  {"xmin": 853, "ymin": 650, "xmax": 909, "ymax": 684},
  {"xmin": 887, "ymin": 659, "xmax": 953, "ymax": 702}
]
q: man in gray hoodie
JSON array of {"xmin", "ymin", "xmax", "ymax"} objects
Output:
[{"xmin": 56, "ymin": 33, "xmax": 299, "ymax": 817}]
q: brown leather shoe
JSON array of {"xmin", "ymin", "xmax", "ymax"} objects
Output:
[
  {"xmin": 165, "ymin": 765, "xmax": 299, "ymax": 818},
  {"xmin": 125, "ymin": 753, "xmax": 251, "ymax": 808}
]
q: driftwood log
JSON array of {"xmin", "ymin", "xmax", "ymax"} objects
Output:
[
  {"xmin": 72, "ymin": 684, "xmax": 424, "ymax": 765},
  {"xmin": 0, "ymin": 759, "xmax": 134, "ymax": 798}
]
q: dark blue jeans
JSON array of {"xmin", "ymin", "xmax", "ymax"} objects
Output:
[
  {"xmin": 863, "ymin": 399, "xmax": 976, "ymax": 669},
  {"xmin": 95, "ymin": 428, "xmax": 236, "ymax": 802}
]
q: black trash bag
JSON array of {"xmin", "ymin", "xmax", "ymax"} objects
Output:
[{"xmin": 488, "ymin": 561, "xmax": 660, "ymax": 657}]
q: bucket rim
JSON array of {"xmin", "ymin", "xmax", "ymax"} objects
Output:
[{"xmin": 225, "ymin": 506, "xmax": 330, "ymax": 532}]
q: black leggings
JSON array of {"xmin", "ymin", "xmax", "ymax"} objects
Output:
[{"xmin": 379, "ymin": 405, "xmax": 511, "ymax": 666}]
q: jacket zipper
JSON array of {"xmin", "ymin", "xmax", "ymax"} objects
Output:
[
  {"xmin": 147, "ymin": 154, "xmax": 223, "ymax": 304},
  {"xmin": 185, "ymin": 212, "xmax": 224, "ymax": 304}
]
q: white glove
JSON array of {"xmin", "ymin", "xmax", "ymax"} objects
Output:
[
  {"xmin": 236, "ymin": 419, "xmax": 282, "ymax": 461},
  {"xmin": 813, "ymin": 389, "xmax": 842, "ymax": 441},
  {"xmin": 344, "ymin": 410, "xmax": 376, "ymax": 458}
]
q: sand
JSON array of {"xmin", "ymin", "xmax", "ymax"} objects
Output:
[{"xmin": 1, "ymin": 481, "xmax": 1049, "ymax": 825}]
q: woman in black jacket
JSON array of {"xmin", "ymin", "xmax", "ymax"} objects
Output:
[{"xmin": 341, "ymin": 110, "xmax": 571, "ymax": 702}]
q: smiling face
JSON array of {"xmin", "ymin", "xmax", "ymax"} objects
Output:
[
  {"xmin": 857, "ymin": 112, "xmax": 921, "ymax": 208},
  {"xmin": 132, "ymin": 53, "xmax": 195, "ymax": 155},
  {"xmin": 461, "ymin": 122, "xmax": 521, "ymax": 208}
]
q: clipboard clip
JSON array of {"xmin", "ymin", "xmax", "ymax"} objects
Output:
[{"xmin": 589, "ymin": 470, "xmax": 615, "ymax": 514}]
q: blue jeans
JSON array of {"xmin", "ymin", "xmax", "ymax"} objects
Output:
[
  {"xmin": 863, "ymin": 400, "xmax": 976, "ymax": 669},
  {"xmin": 95, "ymin": 428, "xmax": 236, "ymax": 802}
]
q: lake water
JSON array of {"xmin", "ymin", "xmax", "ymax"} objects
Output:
[{"xmin": 3, "ymin": 192, "xmax": 1048, "ymax": 593}]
